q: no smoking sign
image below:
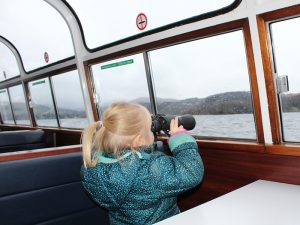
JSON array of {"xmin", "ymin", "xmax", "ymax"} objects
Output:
[{"xmin": 136, "ymin": 13, "xmax": 147, "ymax": 31}]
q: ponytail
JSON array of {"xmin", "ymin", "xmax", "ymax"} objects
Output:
[
  {"xmin": 81, "ymin": 102, "xmax": 154, "ymax": 168},
  {"xmin": 81, "ymin": 122, "xmax": 99, "ymax": 168}
]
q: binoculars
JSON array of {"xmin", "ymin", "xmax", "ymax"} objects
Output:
[{"xmin": 151, "ymin": 114, "xmax": 196, "ymax": 133}]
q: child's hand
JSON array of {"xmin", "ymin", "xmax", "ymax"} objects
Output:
[{"xmin": 170, "ymin": 117, "xmax": 186, "ymax": 136}]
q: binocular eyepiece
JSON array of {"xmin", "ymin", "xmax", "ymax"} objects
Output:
[{"xmin": 151, "ymin": 114, "xmax": 196, "ymax": 133}]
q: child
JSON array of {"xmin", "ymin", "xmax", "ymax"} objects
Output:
[{"xmin": 81, "ymin": 102, "xmax": 204, "ymax": 225}]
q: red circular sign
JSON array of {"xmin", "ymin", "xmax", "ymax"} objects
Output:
[
  {"xmin": 136, "ymin": 13, "xmax": 147, "ymax": 31},
  {"xmin": 44, "ymin": 52, "xmax": 49, "ymax": 63}
]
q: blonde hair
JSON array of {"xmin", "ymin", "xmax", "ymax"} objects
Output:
[{"xmin": 81, "ymin": 102, "xmax": 153, "ymax": 168}]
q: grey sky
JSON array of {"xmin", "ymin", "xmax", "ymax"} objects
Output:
[
  {"xmin": 66, "ymin": 0, "xmax": 235, "ymax": 48},
  {"xmin": 0, "ymin": 0, "xmax": 74, "ymax": 71}
]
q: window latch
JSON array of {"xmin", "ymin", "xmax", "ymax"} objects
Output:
[
  {"xmin": 28, "ymin": 100, "xmax": 33, "ymax": 108},
  {"xmin": 276, "ymin": 75, "xmax": 289, "ymax": 94},
  {"xmin": 93, "ymin": 93, "xmax": 99, "ymax": 104}
]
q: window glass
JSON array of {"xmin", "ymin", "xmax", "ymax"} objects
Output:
[
  {"xmin": 9, "ymin": 85, "xmax": 31, "ymax": 125},
  {"xmin": 66, "ymin": 0, "xmax": 235, "ymax": 49},
  {"xmin": 28, "ymin": 78, "xmax": 58, "ymax": 127},
  {"xmin": 51, "ymin": 70, "xmax": 88, "ymax": 129},
  {"xmin": 0, "ymin": 0, "xmax": 74, "ymax": 71},
  {"xmin": 0, "ymin": 89, "xmax": 14, "ymax": 124},
  {"xmin": 149, "ymin": 30, "xmax": 256, "ymax": 139},
  {"xmin": 270, "ymin": 18, "xmax": 300, "ymax": 142},
  {"xmin": 0, "ymin": 42, "xmax": 19, "ymax": 82},
  {"xmin": 90, "ymin": 54, "xmax": 150, "ymax": 113}
]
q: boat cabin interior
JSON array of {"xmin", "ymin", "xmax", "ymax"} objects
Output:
[{"xmin": 1, "ymin": 0, "xmax": 300, "ymax": 224}]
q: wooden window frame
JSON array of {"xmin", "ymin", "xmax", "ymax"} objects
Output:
[
  {"xmin": 85, "ymin": 19, "xmax": 264, "ymax": 145},
  {"xmin": 257, "ymin": 5, "xmax": 300, "ymax": 145}
]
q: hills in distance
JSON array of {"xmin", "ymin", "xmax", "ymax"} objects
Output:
[
  {"xmin": 134, "ymin": 91, "xmax": 300, "ymax": 115},
  {"xmin": 135, "ymin": 91, "xmax": 253, "ymax": 115},
  {"xmin": 1, "ymin": 91, "xmax": 300, "ymax": 120}
]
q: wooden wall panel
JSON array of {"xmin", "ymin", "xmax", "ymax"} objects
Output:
[{"xmin": 178, "ymin": 148, "xmax": 300, "ymax": 211}]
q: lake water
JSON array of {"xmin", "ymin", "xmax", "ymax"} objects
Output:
[
  {"xmin": 3, "ymin": 112, "xmax": 300, "ymax": 142},
  {"xmin": 190, "ymin": 114, "xmax": 256, "ymax": 140}
]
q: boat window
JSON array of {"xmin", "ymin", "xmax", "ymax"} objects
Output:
[
  {"xmin": 8, "ymin": 85, "xmax": 31, "ymax": 125},
  {"xmin": 0, "ymin": 0, "xmax": 74, "ymax": 72},
  {"xmin": 66, "ymin": 0, "xmax": 236, "ymax": 49},
  {"xmin": 270, "ymin": 17, "xmax": 300, "ymax": 143},
  {"xmin": 0, "ymin": 89, "xmax": 15, "ymax": 124},
  {"xmin": 28, "ymin": 78, "xmax": 58, "ymax": 127},
  {"xmin": 0, "ymin": 42, "xmax": 19, "ymax": 82},
  {"xmin": 90, "ymin": 54, "xmax": 151, "ymax": 114},
  {"xmin": 51, "ymin": 70, "xmax": 88, "ymax": 129},
  {"xmin": 149, "ymin": 30, "xmax": 256, "ymax": 140}
]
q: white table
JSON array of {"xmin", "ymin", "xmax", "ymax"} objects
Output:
[{"xmin": 155, "ymin": 180, "xmax": 300, "ymax": 225}]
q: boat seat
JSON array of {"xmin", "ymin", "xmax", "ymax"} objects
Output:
[
  {"xmin": 0, "ymin": 152, "xmax": 109, "ymax": 225},
  {"xmin": 0, "ymin": 130, "xmax": 48, "ymax": 153}
]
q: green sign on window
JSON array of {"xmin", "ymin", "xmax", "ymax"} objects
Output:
[
  {"xmin": 101, "ymin": 59, "xmax": 134, "ymax": 70},
  {"xmin": 32, "ymin": 80, "xmax": 46, "ymax": 86}
]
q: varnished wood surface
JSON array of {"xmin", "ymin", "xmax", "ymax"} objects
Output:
[
  {"xmin": 257, "ymin": 5, "xmax": 300, "ymax": 144},
  {"xmin": 256, "ymin": 15, "xmax": 281, "ymax": 144},
  {"xmin": 243, "ymin": 22, "xmax": 264, "ymax": 143},
  {"xmin": 178, "ymin": 147, "xmax": 300, "ymax": 211},
  {"xmin": 0, "ymin": 145, "xmax": 81, "ymax": 162}
]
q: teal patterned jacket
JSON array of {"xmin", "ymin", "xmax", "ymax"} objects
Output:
[{"xmin": 81, "ymin": 133, "xmax": 204, "ymax": 225}]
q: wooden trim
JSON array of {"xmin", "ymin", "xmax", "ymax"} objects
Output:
[
  {"xmin": 178, "ymin": 146, "xmax": 300, "ymax": 211},
  {"xmin": 198, "ymin": 140, "xmax": 265, "ymax": 153},
  {"xmin": 256, "ymin": 15, "xmax": 281, "ymax": 144},
  {"xmin": 257, "ymin": 5, "xmax": 300, "ymax": 144},
  {"xmin": 0, "ymin": 145, "xmax": 81, "ymax": 162},
  {"xmin": 160, "ymin": 136, "xmax": 300, "ymax": 157},
  {"xmin": 84, "ymin": 62, "xmax": 99, "ymax": 121},
  {"xmin": 243, "ymin": 22, "xmax": 264, "ymax": 143},
  {"xmin": 159, "ymin": 136, "xmax": 265, "ymax": 153},
  {"xmin": 0, "ymin": 124, "xmax": 82, "ymax": 134},
  {"xmin": 86, "ymin": 19, "xmax": 247, "ymax": 66},
  {"xmin": 266, "ymin": 144, "xmax": 300, "ymax": 156},
  {"xmin": 259, "ymin": 4, "xmax": 300, "ymax": 21}
]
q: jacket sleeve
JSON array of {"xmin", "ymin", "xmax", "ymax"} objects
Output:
[{"xmin": 149, "ymin": 133, "xmax": 204, "ymax": 198}]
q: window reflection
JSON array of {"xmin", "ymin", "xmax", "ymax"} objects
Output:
[
  {"xmin": 9, "ymin": 85, "xmax": 31, "ymax": 125},
  {"xmin": 51, "ymin": 70, "xmax": 88, "ymax": 129},
  {"xmin": 0, "ymin": 89, "xmax": 14, "ymax": 124},
  {"xmin": 28, "ymin": 78, "xmax": 58, "ymax": 127}
]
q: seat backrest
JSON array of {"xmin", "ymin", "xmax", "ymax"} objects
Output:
[
  {"xmin": 0, "ymin": 152, "xmax": 109, "ymax": 225},
  {"xmin": 0, "ymin": 130, "xmax": 48, "ymax": 153}
]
